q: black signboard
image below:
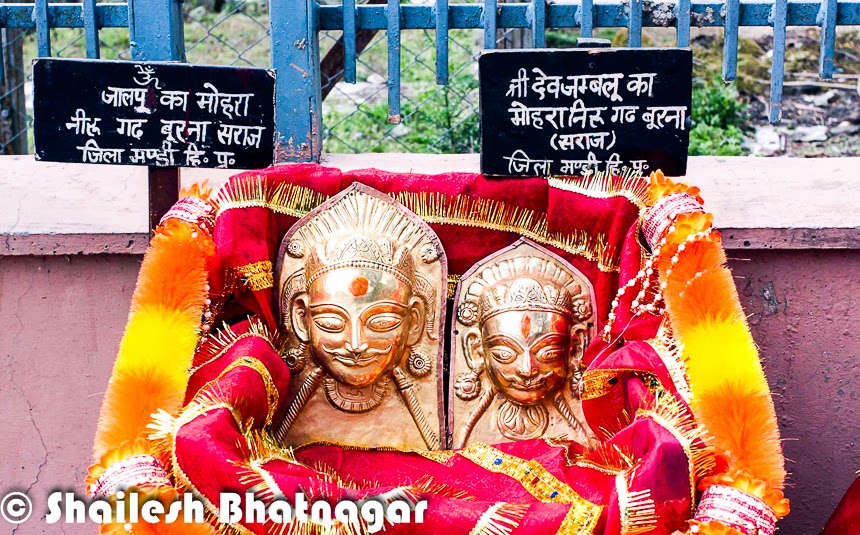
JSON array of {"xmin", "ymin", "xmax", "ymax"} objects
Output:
[
  {"xmin": 479, "ymin": 48, "xmax": 692, "ymax": 177},
  {"xmin": 33, "ymin": 58, "xmax": 275, "ymax": 169}
]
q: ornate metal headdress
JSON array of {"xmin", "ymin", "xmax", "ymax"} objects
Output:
[
  {"xmin": 451, "ymin": 241, "xmax": 597, "ymax": 447},
  {"xmin": 280, "ymin": 184, "xmax": 438, "ymax": 338},
  {"xmin": 458, "ymin": 256, "xmax": 593, "ymax": 326}
]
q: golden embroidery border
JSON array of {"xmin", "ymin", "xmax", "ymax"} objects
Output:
[
  {"xmin": 580, "ymin": 368, "xmax": 657, "ymax": 401},
  {"xmin": 636, "ymin": 408, "xmax": 697, "ymax": 515},
  {"xmin": 190, "ymin": 356, "xmax": 279, "ymax": 428},
  {"xmin": 547, "ymin": 175, "xmax": 649, "ymax": 210},
  {"xmin": 233, "ymin": 260, "xmax": 275, "ymax": 292},
  {"xmin": 190, "ymin": 320, "xmax": 278, "ymax": 377},
  {"xmin": 456, "ymin": 443, "xmax": 603, "ymax": 535},
  {"xmin": 645, "ymin": 324, "xmax": 694, "ymax": 404},
  {"xmin": 159, "ymin": 399, "xmax": 257, "ymax": 535},
  {"xmin": 396, "ymin": 191, "xmax": 618, "ymax": 272},
  {"xmin": 212, "ymin": 176, "xmax": 622, "ymax": 273}
]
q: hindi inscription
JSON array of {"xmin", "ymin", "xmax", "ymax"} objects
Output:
[
  {"xmin": 479, "ymin": 48, "xmax": 692, "ymax": 177},
  {"xmin": 33, "ymin": 58, "xmax": 275, "ymax": 169}
]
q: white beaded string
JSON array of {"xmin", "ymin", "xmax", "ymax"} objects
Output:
[
  {"xmin": 602, "ymin": 221, "xmax": 675, "ymax": 340},
  {"xmin": 602, "ymin": 221, "xmax": 713, "ymax": 341}
]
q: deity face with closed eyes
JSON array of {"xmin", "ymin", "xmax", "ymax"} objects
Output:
[
  {"xmin": 479, "ymin": 307, "xmax": 571, "ymax": 406},
  {"xmin": 293, "ymin": 267, "xmax": 425, "ymax": 388},
  {"xmin": 276, "ymin": 184, "xmax": 445, "ymax": 451}
]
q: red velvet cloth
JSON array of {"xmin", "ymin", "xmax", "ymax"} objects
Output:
[
  {"xmin": 178, "ymin": 326, "xmax": 694, "ymax": 534},
  {"xmin": 208, "ymin": 165, "xmax": 658, "ymax": 362},
  {"xmin": 174, "ymin": 165, "xmax": 699, "ymax": 534},
  {"xmin": 825, "ymin": 477, "xmax": 860, "ymax": 534}
]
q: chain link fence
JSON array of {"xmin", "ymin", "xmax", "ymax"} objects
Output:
[
  {"xmin": 0, "ymin": 1, "xmax": 132, "ymax": 155},
  {"xmin": 0, "ymin": 0, "xmax": 566, "ymax": 156},
  {"xmin": 185, "ymin": 0, "xmax": 489, "ymax": 154}
]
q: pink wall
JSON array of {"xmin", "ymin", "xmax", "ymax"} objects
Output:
[
  {"xmin": 0, "ymin": 255, "xmax": 139, "ymax": 535},
  {"xmin": 0, "ymin": 250, "xmax": 857, "ymax": 534},
  {"xmin": 731, "ymin": 249, "xmax": 860, "ymax": 534}
]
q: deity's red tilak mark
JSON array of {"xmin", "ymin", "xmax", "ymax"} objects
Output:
[
  {"xmin": 521, "ymin": 315, "xmax": 532, "ymax": 340},
  {"xmin": 350, "ymin": 276, "xmax": 369, "ymax": 297}
]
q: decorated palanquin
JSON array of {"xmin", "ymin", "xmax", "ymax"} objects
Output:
[{"xmin": 87, "ymin": 165, "xmax": 791, "ymax": 535}]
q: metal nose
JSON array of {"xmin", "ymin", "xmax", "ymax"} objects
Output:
[
  {"xmin": 344, "ymin": 341, "xmax": 369, "ymax": 355},
  {"xmin": 517, "ymin": 351, "xmax": 537, "ymax": 377}
]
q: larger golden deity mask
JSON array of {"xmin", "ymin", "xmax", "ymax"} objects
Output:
[
  {"xmin": 450, "ymin": 239, "xmax": 596, "ymax": 448},
  {"xmin": 275, "ymin": 184, "xmax": 446, "ymax": 450}
]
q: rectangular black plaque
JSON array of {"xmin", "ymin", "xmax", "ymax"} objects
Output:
[
  {"xmin": 33, "ymin": 58, "xmax": 275, "ymax": 169},
  {"xmin": 479, "ymin": 48, "xmax": 692, "ymax": 177}
]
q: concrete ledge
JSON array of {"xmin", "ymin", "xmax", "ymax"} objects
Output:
[
  {"xmin": 1, "ymin": 233, "xmax": 147, "ymax": 256},
  {"xmin": 1, "ymin": 154, "xmax": 857, "ymax": 254}
]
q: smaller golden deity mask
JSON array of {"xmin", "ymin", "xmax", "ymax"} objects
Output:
[
  {"xmin": 451, "ymin": 239, "xmax": 596, "ymax": 448},
  {"xmin": 276, "ymin": 184, "xmax": 446, "ymax": 450}
]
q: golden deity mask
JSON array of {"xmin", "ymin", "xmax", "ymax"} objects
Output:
[
  {"xmin": 275, "ymin": 183, "xmax": 446, "ymax": 450},
  {"xmin": 450, "ymin": 239, "xmax": 596, "ymax": 448}
]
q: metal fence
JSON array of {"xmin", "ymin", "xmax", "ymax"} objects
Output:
[
  {"xmin": 0, "ymin": 1, "xmax": 133, "ymax": 154},
  {"xmin": 180, "ymin": 1, "xmax": 486, "ymax": 154},
  {"xmin": 1, "ymin": 0, "xmax": 858, "ymax": 160}
]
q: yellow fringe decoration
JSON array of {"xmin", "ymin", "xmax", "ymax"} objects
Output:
[
  {"xmin": 548, "ymin": 174, "xmax": 650, "ymax": 210},
  {"xmin": 615, "ymin": 472, "xmax": 657, "ymax": 535},
  {"xmin": 92, "ymin": 217, "xmax": 214, "ymax": 462},
  {"xmin": 213, "ymin": 174, "xmax": 327, "ymax": 219},
  {"xmin": 578, "ymin": 443, "xmax": 636, "ymax": 476},
  {"xmin": 648, "ymin": 172, "xmax": 789, "ymax": 525},
  {"xmin": 637, "ymin": 393, "xmax": 717, "ymax": 514},
  {"xmin": 211, "ymin": 175, "xmax": 622, "ymax": 272},
  {"xmin": 232, "ymin": 260, "xmax": 275, "ymax": 292},
  {"xmin": 468, "ymin": 503, "xmax": 529, "ymax": 535},
  {"xmin": 647, "ymin": 322, "xmax": 694, "ymax": 404},
  {"xmin": 396, "ymin": 191, "xmax": 619, "ymax": 272}
]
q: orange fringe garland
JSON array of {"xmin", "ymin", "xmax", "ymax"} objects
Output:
[
  {"xmin": 646, "ymin": 172, "xmax": 789, "ymax": 533},
  {"xmin": 89, "ymin": 188, "xmax": 216, "ymax": 534}
]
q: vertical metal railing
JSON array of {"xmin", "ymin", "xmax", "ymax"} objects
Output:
[
  {"xmin": 0, "ymin": 1, "xmax": 186, "ymax": 226},
  {"xmin": 0, "ymin": 2, "xmax": 134, "ymax": 154},
  {"xmin": 3, "ymin": 1, "xmax": 858, "ymax": 163},
  {"xmin": 274, "ymin": 0, "xmax": 860, "ymax": 161}
]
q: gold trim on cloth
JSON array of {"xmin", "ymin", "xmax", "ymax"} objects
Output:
[
  {"xmin": 615, "ymin": 473, "xmax": 657, "ymax": 535},
  {"xmin": 396, "ymin": 191, "xmax": 619, "ymax": 272},
  {"xmin": 291, "ymin": 439, "xmax": 458, "ymax": 463},
  {"xmin": 211, "ymin": 176, "xmax": 623, "ymax": 272},
  {"xmin": 636, "ymin": 396, "xmax": 716, "ymax": 515},
  {"xmin": 148, "ymin": 394, "xmax": 256, "ymax": 535},
  {"xmin": 646, "ymin": 323, "xmax": 693, "ymax": 403},
  {"xmin": 576, "ymin": 443, "xmax": 636, "ymax": 476},
  {"xmin": 413, "ymin": 448, "xmax": 458, "ymax": 464},
  {"xmin": 214, "ymin": 356, "xmax": 280, "ymax": 427},
  {"xmin": 214, "ymin": 175, "xmax": 327, "ymax": 218},
  {"xmin": 468, "ymin": 502, "xmax": 529, "ymax": 535},
  {"xmin": 235, "ymin": 460, "xmax": 286, "ymax": 502},
  {"xmin": 580, "ymin": 368, "xmax": 657, "ymax": 401},
  {"xmin": 457, "ymin": 443, "xmax": 602, "ymax": 534},
  {"xmin": 555, "ymin": 501, "xmax": 600, "ymax": 535},
  {"xmin": 543, "ymin": 436, "xmax": 577, "ymax": 467},
  {"xmin": 574, "ymin": 459, "xmax": 623, "ymax": 477},
  {"xmin": 190, "ymin": 319, "xmax": 279, "ymax": 376},
  {"xmin": 547, "ymin": 175, "xmax": 649, "ymax": 210},
  {"xmin": 232, "ymin": 260, "xmax": 274, "ymax": 292}
]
